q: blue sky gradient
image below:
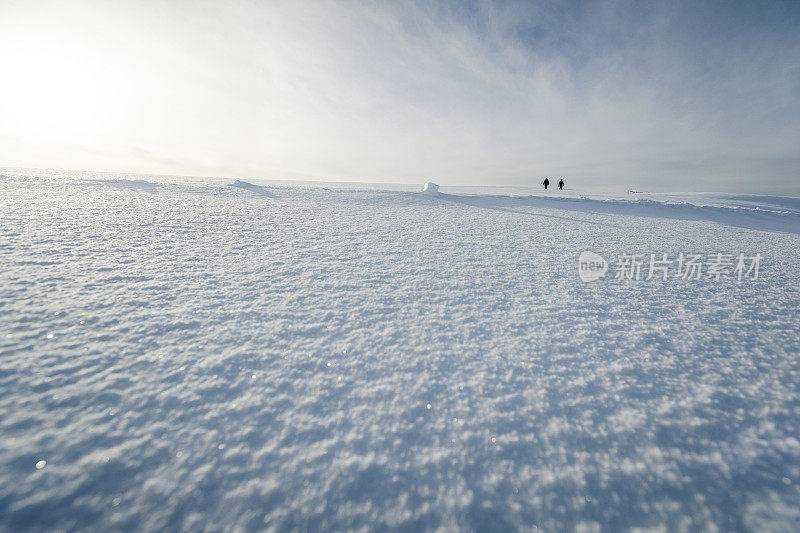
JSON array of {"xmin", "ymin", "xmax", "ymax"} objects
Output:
[{"xmin": 1, "ymin": 0, "xmax": 798, "ymax": 192}]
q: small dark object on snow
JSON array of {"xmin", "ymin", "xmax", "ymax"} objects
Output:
[
  {"xmin": 543, "ymin": 178, "xmax": 549, "ymax": 190},
  {"xmin": 558, "ymin": 179, "xmax": 564, "ymax": 190}
]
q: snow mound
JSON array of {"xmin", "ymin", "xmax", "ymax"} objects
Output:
[
  {"xmin": 228, "ymin": 179, "xmax": 277, "ymax": 198},
  {"xmin": 422, "ymin": 181, "xmax": 440, "ymax": 195}
]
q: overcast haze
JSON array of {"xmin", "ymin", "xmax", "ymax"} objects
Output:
[{"xmin": 1, "ymin": 0, "xmax": 798, "ymax": 192}]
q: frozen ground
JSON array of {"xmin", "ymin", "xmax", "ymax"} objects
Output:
[{"xmin": 1, "ymin": 171, "xmax": 800, "ymax": 531}]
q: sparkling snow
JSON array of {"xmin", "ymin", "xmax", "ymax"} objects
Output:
[{"xmin": 1, "ymin": 171, "xmax": 799, "ymax": 530}]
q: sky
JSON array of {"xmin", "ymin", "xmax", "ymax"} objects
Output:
[{"xmin": 1, "ymin": 0, "xmax": 799, "ymax": 193}]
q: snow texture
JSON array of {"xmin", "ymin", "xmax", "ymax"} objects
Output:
[
  {"xmin": 422, "ymin": 182, "xmax": 440, "ymax": 195},
  {"xmin": 1, "ymin": 171, "xmax": 800, "ymax": 531}
]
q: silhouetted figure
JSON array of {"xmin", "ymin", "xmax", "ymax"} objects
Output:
[
  {"xmin": 543, "ymin": 178, "xmax": 549, "ymax": 190},
  {"xmin": 558, "ymin": 179, "xmax": 564, "ymax": 190}
]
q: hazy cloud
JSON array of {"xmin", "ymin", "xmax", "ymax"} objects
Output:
[{"xmin": 1, "ymin": 0, "xmax": 798, "ymax": 192}]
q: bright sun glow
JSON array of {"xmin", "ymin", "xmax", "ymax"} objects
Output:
[{"xmin": 0, "ymin": 38, "xmax": 109, "ymax": 139}]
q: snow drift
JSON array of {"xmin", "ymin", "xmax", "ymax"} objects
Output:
[
  {"xmin": 229, "ymin": 179, "xmax": 277, "ymax": 197},
  {"xmin": 421, "ymin": 181, "xmax": 440, "ymax": 195}
]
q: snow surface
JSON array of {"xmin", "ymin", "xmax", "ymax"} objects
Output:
[
  {"xmin": 422, "ymin": 182, "xmax": 440, "ymax": 195},
  {"xmin": 2, "ymin": 171, "xmax": 800, "ymax": 531}
]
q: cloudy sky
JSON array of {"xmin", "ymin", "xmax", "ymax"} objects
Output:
[{"xmin": 1, "ymin": 0, "xmax": 798, "ymax": 192}]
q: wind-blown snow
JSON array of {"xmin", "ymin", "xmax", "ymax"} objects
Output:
[{"xmin": 1, "ymin": 172, "xmax": 799, "ymax": 531}]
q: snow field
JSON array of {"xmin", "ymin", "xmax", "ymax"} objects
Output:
[{"xmin": 1, "ymin": 173, "xmax": 799, "ymax": 530}]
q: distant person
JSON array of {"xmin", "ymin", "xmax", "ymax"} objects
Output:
[
  {"xmin": 558, "ymin": 178, "xmax": 564, "ymax": 190},
  {"xmin": 543, "ymin": 178, "xmax": 549, "ymax": 190}
]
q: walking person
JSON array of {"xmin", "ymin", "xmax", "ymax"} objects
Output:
[
  {"xmin": 558, "ymin": 178, "xmax": 564, "ymax": 190},
  {"xmin": 543, "ymin": 177, "xmax": 549, "ymax": 190}
]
